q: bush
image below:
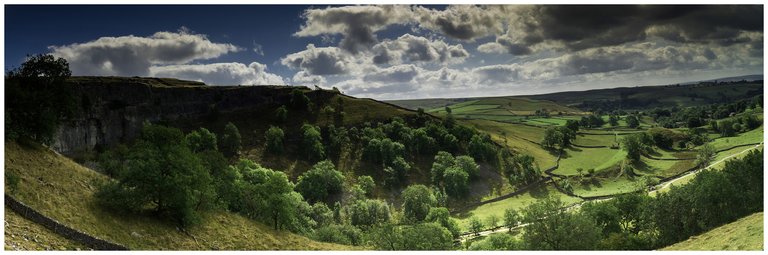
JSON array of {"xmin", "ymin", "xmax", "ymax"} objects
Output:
[
  {"xmin": 301, "ymin": 124, "xmax": 325, "ymax": 161},
  {"xmin": 347, "ymin": 199, "xmax": 391, "ymax": 227},
  {"xmin": 185, "ymin": 128, "xmax": 217, "ymax": 153},
  {"xmin": 219, "ymin": 122, "xmax": 242, "ymax": 157},
  {"xmin": 401, "ymin": 184, "xmax": 436, "ymax": 223},
  {"xmin": 312, "ymin": 224, "xmax": 363, "ymax": 246},
  {"xmin": 295, "ymin": 160, "xmax": 344, "ymax": 203},
  {"xmin": 357, "ymin": 175, "xmax": 375, "ymax": 197},
  {"xmin": 5, "ymin": 171, "xmax": 20, "ymax": 194},
  {"xmin": 264, "ymin": 126, "xmax": 285, "ymax": 154}
]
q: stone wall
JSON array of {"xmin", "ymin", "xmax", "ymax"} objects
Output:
[{"xmin": 5, "ymin": 194, "xmax": 128, "ymax": 250}]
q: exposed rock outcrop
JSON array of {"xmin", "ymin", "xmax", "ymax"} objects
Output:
[{"xmin": 51, "ymin": 77, "xmax": 328, "ymax": 156}]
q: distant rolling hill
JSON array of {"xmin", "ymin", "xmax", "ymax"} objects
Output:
[{"xmin": 388, "ymin": 78, "xmax": 763, "ymax": 111}]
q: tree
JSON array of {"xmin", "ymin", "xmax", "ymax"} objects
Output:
[
  {"xmin": 290, "ymin": 89, "xmax": 312, "ymax": 112},
  {"xmin": 468, "ymin": 216, "xmax": 485, "ymax": 236},
  {"xmin": 486, "ymin": 214, "xmax": 500, "ymax": 229},
  {"xmin": 347, "ymin": 199, "xmax": 391, "ymax": 227},
  {"xmin": 295, "ymin": 160, "xmax": 345, "ymax": 203},
  {"xmin": 357, "ymin": 175, "xmax": 375, "ymax": 197},
  {"xmin": 542, "ymin": 127, "xmax": 564, "ymax": 150},
  {"xmin": 5, "ymin": 54, "xmax": 76, "ymax": 144},
  {"xmin": 455, "ymin": 155, "xmax": 479, "ymax": 179},
  {"xmin": 235, "ymin": 159, "xmax": 311, "ymax": 232},
  {"xmin": 310, "ymin": 202, "xmax": 334, "ymax": 228},
  {"xmin": 718, "ymin": 119, "xmax": 736, "ymax": 137},
  {"xmin": 401, "ymin": 184, "xmax": 436, "ymax": 223},
  {"xmin": 469, "ymin": 134, "xmax": 497, "ymax": 162},
  {"xmin": 274, "ymin": 105, "xmax": 288, "ymax": 122},
  {"xmin": 522, "ymin": 196, "xmax": 601, "ymax": 250},
  {"xmin": 425, "ymin": 207, "xmax": 461, "ymax": 238},
  {"xmin": 621, "ymin": 134, "xmax": 644, "ymax": 163},
  {"xmin": 301, "ymin": 124, "xmax": 325, "ymax": 161},
  {"xmin": 264, "ymin": 126, "xmax": 285, "ymax": 154},
  {"xmin": 558, "ymin": 178, "xmax": 574, "ymax": 194},
  {"xmin": 565, "ymin": 119, "xmax": 580, "ymax": 131},
  {"xmin": 312, "ymin": 224, "xmax": 363, "ymax": 246},
  {"xmin": 95, "ymin": 124, "xmax": 214, "ymax": 226},
  {"xmin": 609, "ymin": 115, "xmax": 619, "ymax": 127},
  {"xmin": 431, "ymin": 151, "xmax": 456, "ymax": 186},
  {"xmin": 443, "ymin": 166, "xmax": 469, "ymax": 198},
  {"xmin": 219, "ymin": 122, "xmax": 242, "ymax": 157},
  {"xmin": 384, "ymin": 156, "xmax": 410, "ymax": 188},
  {"xmin": 503, "ymin": 208, "xmax": 520, "ymax": 232},
  {"xmin": 505, "ymin": 154, "xmax": 541, "ymax": 187},
  {"xmin": 185, "ymin": 128, "xmax": 218, "ymax": 153},
  {"xmin": 626, "ymin": 115, "xmax": 640, "ymax": 128},
  {"xmin": 695, "ymin": 143, "xmax": 716, "ymax": 169},
  {"xmin": 468, "ymin": 233, "xmax": 522, "ymax": 250}
]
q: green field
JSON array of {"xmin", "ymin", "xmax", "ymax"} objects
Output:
[
  {"xmin": 453, "ymin": 184, "xmax": 582, "ymax": 230},
  {"xmin": 663, "ymin": 212, "xmax": 763, "ymax": 251},
  {"xmin": 572, "ymin": 176, "xmax": 648, "ymax": 197},
  {"xmin": 555, "ymin": 147, "xmax": 626, "ymax": 175},
  {"xmin": 429, "ymin": 97, "xmax": 583, "ymax": 116},
  {"xmin": 703, "ymin": 125, "xmax": 763, "ymax": 151}
]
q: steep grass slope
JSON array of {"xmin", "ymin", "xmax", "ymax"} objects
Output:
[
  {"xmin": 662, "ymin": 212, "xmax": 763, "ymax": 251},
  {"xmin": 4, "ymin": 208, "xmax": 87, "ymax": 251},
  {"xmin": 4, "ymin": 142, "xmax": 354, "ymax": 250}
]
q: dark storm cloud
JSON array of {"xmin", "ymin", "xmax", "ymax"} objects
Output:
[
  {"xmin": 516, "ymin": 5, "xmax": 763, "ymax": 51},
  {"xmin": 295, "ymin": 5, "xmax": 414, "ymax": 54}
]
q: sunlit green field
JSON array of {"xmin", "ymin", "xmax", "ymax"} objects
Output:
[{"xmin": 453, "ymin": 184, "xmax": 582, "ymax": 230}]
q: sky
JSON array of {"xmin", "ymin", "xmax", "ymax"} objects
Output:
[{"xmin": 4, "ymin": 5, "xmax": 764, "ymax": 100}]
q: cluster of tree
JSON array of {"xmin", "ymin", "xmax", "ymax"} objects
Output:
[
  {"xmin": 541, "ymin": 126, "xmax": 576, "ymax": 150},
  {"xmin": 474, "ymin": 149, "xmax": 761, "ymax": 250},
  {"xmin": 502, "ymin": 154, "xmax": 542, "ymax": 188},
  {"xmin": 309, "ymin": 184, "xmax": 461, "ymax": 250},
  {"xmin": 5, "ymin": 54, "xmax": 77, "ymax": 144},
  {"xmin": 647, "ymin": 95, "xmax": 762, "ymax": 129},
  {"xmin": 430, "ymin": 151, "xmax": 480, "ymax": 199},
  {"xmin": 711, "ymin": 114, "xmax": 761, "ymax": 137},
  {"xmin": 579, "ymin": 114, "xmax": 606, "ymax": 128},
  {"xmin": 98, "ymin": 124, "xmax": 316, "ymax": 231}
]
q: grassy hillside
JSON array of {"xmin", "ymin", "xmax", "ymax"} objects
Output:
[
  {"xmin": 662, "ymin": 212, "xmax": 763, "ymax": 251},
  {"xmin": 389, "ymin": 81, "xmax": 762, "ymax": 111},
  {"xmin": 4, "ymin": 208, "xmax": 88, "ymax": 251},
  {"xmin": 4, "ymin": 141, "xmax": 354, "ymax": 250}
]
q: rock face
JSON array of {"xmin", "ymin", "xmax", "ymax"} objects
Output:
[{"xmin": 51, "ymin": 78, "xmax": 326, "ymax": 156}]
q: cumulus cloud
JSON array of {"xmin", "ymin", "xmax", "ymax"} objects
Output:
[
  {"xmin": 291, "ymin": 71, "xmax": 327, "ymax": 86},
  {"xmin": 413, "ymin": 5, "xmax": 507, "ymax": 41},
  {"xmin": 50, "ymin": 29, "xmax": 241, "ymax": 76},
  {"xmin": 295, "ymin": 5, "xmax": 414, "ymax": 53},
  {"xmin": 149, "ymin": 62, "xmax": 285, "ymax": 85},
  {"xmin": 363, "ymin": 64, "xmax": 420, "ymax": 83},
  {"xmin": 281, "ymin": 44, "xmax": 353, "ymax": 75},
  {"xmin": 372, "ymin": 34, "xmax": 469, "ymax": 65}
]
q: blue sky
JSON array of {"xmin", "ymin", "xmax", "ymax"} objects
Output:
[{"xmin": 4, "ymin": 5, "xmax": 764, "ymax": 100}]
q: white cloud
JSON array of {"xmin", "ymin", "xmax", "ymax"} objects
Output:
[
  {"xmin": 281, "ymin": 44, "xmax": 354, "ymax": 75},
  {"xmin": 50, "ymin": 29, "xmax": 241, "ymax": 76},
  {"xmin": 372, "ymin": 34, "xmax": 469, "ymax": 65},
  {"xmin": 149, "ymin": 62, "xmax": 285, "ymax": 85}
]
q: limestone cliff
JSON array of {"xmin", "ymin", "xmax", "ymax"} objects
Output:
[{"xmin": 51, "ymin": 77, "xmax": 324, "ymax": 155}]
